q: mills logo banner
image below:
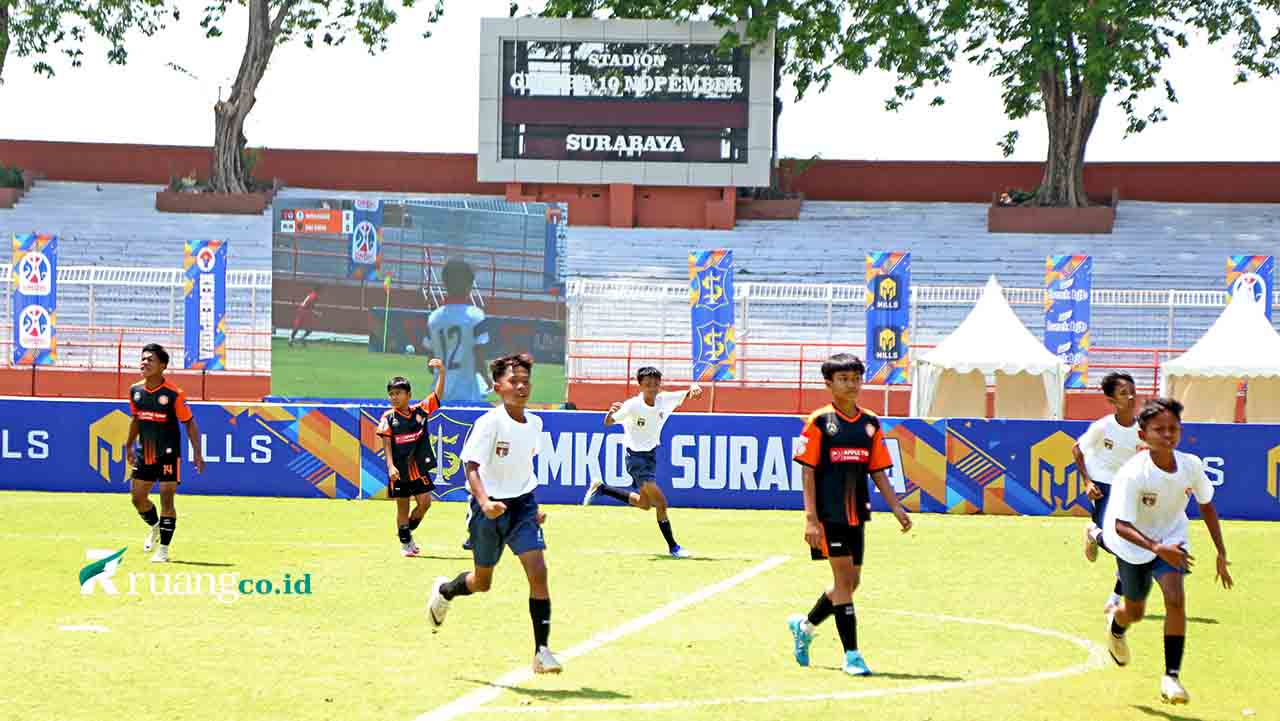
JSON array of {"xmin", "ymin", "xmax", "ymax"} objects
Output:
[
  {"xmin": 864, "ymin": 252, "xmax": 911, "ymax": 384},
  {"xmin": 1043, "ymin": 255, "xmax": 1092, "ymax": 389},
  {"xmin": 183, "ymin": 240, "xmax": 228, "ymax": 370},
  {"xmin": 11, "ymin": 233, "xmax": 58, "ymax": 366},
  {"xmin": 1226, "ymin": 255, "xmax": 1274, "ymax": 320},
  {"xmin": 348, "ymin": 199, "xmax": 383, "ymax": 281},
  {"xmin": 689, "ymin": 249, "xmax": 736, "ymax": 382}
]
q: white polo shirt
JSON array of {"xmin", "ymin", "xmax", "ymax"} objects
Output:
[
  {"xmin": 1077, "ymin": 414, "xmax": 1142, "ymax": 485},
  {"xmin": 1103, "ymin": 450, "xmax": 1215, "ymax": 565},
  {"xmin": 460, "ymin": 405, "xmax": 543, "ymax": 499},
  {"xmin": 610, "ymin": 391, "xmax": 686, "ymax": 452}
]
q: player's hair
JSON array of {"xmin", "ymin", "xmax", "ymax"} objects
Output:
[
  {"xmin": 1100, "ymin": 371, "xmax": 1135, "ymax": 398},
  {"xmin": 490, "ymin": 353, "xmax": 533, "ymax": 382},
  {"xmin": 821, "ymin": 353, "xmax": 865, "ymax": 381},
  {"xmin": 1137, "ymin": 397, "xmax": 1183, "ymax": 429},
  {"xmin": 141, "ymin": 343, "xmax": 169, "ymax": 367},
  {"xmin": 387, "ymin": 376, "xmax": 412, "ymax": 394},
  {"xmin": 442, "ymin": 258, "xmax": 475, "ymax": 297},
  {"xmin": 636, "ymin": 366, "xmax": 662, "ymax": 383}
]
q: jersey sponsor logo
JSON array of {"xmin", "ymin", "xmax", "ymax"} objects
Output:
[
  {"xmin": 829, "ymin": 447, "xmax": 870, "ymax": 464},
  {"xmin": 135, "ymin": 410, "xmax": 169, "ymax": 423},
  {"xmin": 1141, "ymin": 491, "xmax": 1158, "ymax": 507},
  {"xmin": 394, "ymin": 429, "xmax": 424, "ymax": 445},
  {"xmin": 495, "ymin": 440, "xmax": 510, "ymax": 458}
]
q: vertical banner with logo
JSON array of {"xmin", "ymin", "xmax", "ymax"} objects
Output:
[
  {"xmin": 348, "ymin": 199, "xmax": 383, "ymax": 281},
  {"xmin": 11, "ymin": 233, "xmax": 58, "ymax": 365},
  {"xmin": 1043, "ymin": 255, "xmax": 1092, "ymax": 389},
  {"xmin": 183, "ymin": 240, "xmax": 228, "ymax": 369},
  {"xmin": 864, "ymin": 252, "xmax": 911, "ymax": 384},
  {"xmin": 1227, "ymin": 255, "xmax": 1274, "ymax": 320},
  {"xmin": 689, "ymin": 249, "xmax": 736, "ymax": 382},
  {"xmin": 543, "ymin": 204, "xmax": 568, "ymax": 293}
]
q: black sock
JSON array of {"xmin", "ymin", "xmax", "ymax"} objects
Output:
[
  {"xmin": 408, "ymin": 516, "xmax": 422, "ymax": 531},
  {"xmin": 833, "ymin": 603, "xmax": 858, "ymax": 652},
  {"xmin": 807, "ymin": 592, "xmax": 834, "ymax": 626},
  {"xmin": 658, "ymin": 519, "xmax": 677, "ymax": 549},
  {"xmin": 1113, "ymin": 579, "xmax": 1123, "ymax": 596},
  {"xmin": 598, "ymin": 485, "xmax": 633, "ymax": 503},
  {"xmin": 440, "ymin": 572, "xmax": 472, "ymax": 601},
  {"xmin": 529, "ymin": 597, "xmax": 551, "ymax": 652},
  {"xmin": 1111, "ymin": 618, "xmax": 1127, "ymax": 637},
  {"xmin": 139, "ymin": 505, "xmax": 159, "ymax": 527},
  {"xmin": 158, "ymin": 516, "xmax": 176, "ymax": 546},
  {"xmin": 1164, "ymin": 635, "xmax": 1185, "ymax": 677},
  {"xmin": 398, "ymin": 524, "xmax": 412, "ymax": 544}
]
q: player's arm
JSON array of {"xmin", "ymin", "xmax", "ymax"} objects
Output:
[
  {"xmin": 1074, "ymin": 421, "xmax": 1102, "ymax": 499},
  {"xmin": 125, "ymin": 417, "xmax": 140, "ymax": 468},
  {"xmin": 870, "ymin": 470, "xmax": 912, "ymax": 533},
  {"xmin": 464, "ymin": 462, "xmax": 505, "ymax": 518},
  {"xmin": 176, "ymin": 393, "xmax": 205, "ymax": 473},
  {"xmin": 801, "ymin": 466, "xmax": 822, "ymax": 549},
  {"xmin": 428, "ymin": 357, "xmax": 445, "ymax": 400},
  {"xmin": 676, "ymin": 384, "xmax": 703, "ymax": 405},
  {"xmin": 604, "ymin": 401, "xmax": 624, "ymax": 426},
  {"xmin": 1113, "ymin": 520, "xmax": 1191, "ymax": 570},
  {"xmin": 460, "ymin": 416, "xmax": 504, "ymax": 518},
  {"xmin": 382, "ymin": 436, "xmax": 400, "ymax": 488},
  {"xmin": 1197, "ymin": 501, "xmax": 1233, "ymax": 589}
]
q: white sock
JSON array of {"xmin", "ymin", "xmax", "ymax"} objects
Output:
[
  {"xmin": 801, "ymin": 620, "xmax": 817, "ymax": 636},
  {"xmin": 1108, "ymin": 592, "xmax": 1122, "ymax": 606}
]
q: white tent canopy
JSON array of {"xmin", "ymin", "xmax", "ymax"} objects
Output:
[
  {"xmin": 910, "ymin": 276, "xmax": 1068, "ymax": 419},
  {"xmin": 1160, "ymin": 290, "xmax": 1280, "ymax": 422}
]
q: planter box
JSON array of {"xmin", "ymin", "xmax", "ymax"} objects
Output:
[
  {"xmin": 0, "ymin": 187, "xmax": 23, "ymax": 208},
  {"xmin": 988, "ymin": 189, "xmax": 1118, "ymax": 234},
  {"xmin": 737, "ymin": 196, "xmax": 803, "ymax": 220},
  {"xmin": 155, "ymin": 178, "xmax": 281, "ymax": 215}
]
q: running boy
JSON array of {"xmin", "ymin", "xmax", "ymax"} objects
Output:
[
  {"xmin": 1102, "ymin": 398, "xmax": 1234, "ymax": 705},
  {"xmin": 288, "ymin": 286, "xmax": 322, "ymax": 347},
  {"xmin": 377, "ymin": 358, "xmax": 446, "ymax": 557},
  {"xmin": 427, "ymin": 353, "xmax": 561, "ymax": 674},
  {"xmin": 787, "ymin": 353, "xmax": 912, "ymax": 676},
  {"xmin": 126, "ymin": 343, "xmax": 206, "ymax": 563},
  {"xmin": 1074, "ymin": 371, "xmax": 1142, "ymax": 612},
  {"xmin": 582, "ymin": 367, "xmax": 702, "ymax": 558}
]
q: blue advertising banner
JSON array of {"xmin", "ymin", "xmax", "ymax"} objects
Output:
[
  {"xmin": 689, "ymin": 249, "xmax": 736, "ymax": 382},
  {"xmin": 348, "ymin": 199, "xmax": 383, "ymax": 280},
  {"xmin": 1226, "ymin": 255, "xmax": 1274, "ymax": 320},
  {"xmin": 11, "ymin": 233, "xmax": 57, "ymax": 366},
  {"xmin": 865, "ymin": 251, "xmax": 911, "ymax": 385},
  {"xmin": 183, "ymin": 239, "xmax": 228, "ymax": 370},
  {"xmin": 1044, "ymin": 255, "xmax": 1091, "ymax": 389},
  {"xmin": 543, "ymin": 204, "xmax": 567, "ymax": 293}
]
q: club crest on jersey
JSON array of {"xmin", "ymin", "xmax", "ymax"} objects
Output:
[
  {"xmin": 1141, "ymin": 491, "xmax": 1158, "ymax": 507},
  {"xmin": 865, "ymin": 422, "xmax": 876, "ymax": 438},
  {"xmin": 495, "ymin": 441, "xmax": 510, "ymax": 457},
  {"xmin": 391, "ymin": 417, "xmax": 399, "ymax": 427},
  {"xmin": 637, "ymin": 418, "xmax": 646, "ymax": 427},
  {"xmin": 1104, "ymin": 439, "xmax": 1114, "ymax": 450},
  {"xmin": 158, "ymin": 395, "xmax": 169, "ymax": 405},
  {"xmin": 133, "ymin": 392, "xmax": 142, "ymax": 401},
  {"xmin": 824, "ymin": 415, "xmax": 839, "ymax": 436}
]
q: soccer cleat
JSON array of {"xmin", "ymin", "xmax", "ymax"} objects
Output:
[
  {"xmin": 1105, "ymin": 609, "xmax": 1130, "ymax": 666},
  {"xmin": 787, "ymin": 615, "xmax": 815, "ymax": 667},
  {"xmin": 1161, "ymin": 674, "xmax": 1189, "ymax": 705},
  {"xmin": 144, "ymin": 523, "xmax": 160, "ymax": 552},
  {"xmin": 670, "ymin": 545, "xmax": 691, "ymax": 559},
  {"xmin": 842, "ymin": 650, "xmax": 872, "ymax": 676},
  {"xmin": 150, "ymin": 545, "xmax": 170, "ymax": 563},
  {"xmin": 1084, "ymin": 525, "xmax": 1099, "ymax": 563},
  {"xmin": 533, "ymin": 646, "xmax": 563, "ymax": 674},
  {"xmin": 583, "ymin": 479, "xmax": 603, "ymax": 506},
  {"xmin": 427, "ymin": 576, "xmax": 450, "ymax": 630},
  {"xmin": 401, "ymin": 542, "xmax": 419, "ymax": 558}
]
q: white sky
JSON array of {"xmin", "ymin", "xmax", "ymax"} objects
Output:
[{"xmin": 2, "ymin": 0, "xmax": 1277, "ymax": 162}]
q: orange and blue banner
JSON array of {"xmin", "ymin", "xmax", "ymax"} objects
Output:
[
  {"xmin": 348, "ymin": 199, "xmax": 383, "ymax": 280},
  {"xmin": 1227, "ymin": 255, "xmax": 1273, "ymax": 320},
  {"xmin": 11, "ymin": 233, "xmax": 58, "ymax": 366},
  {"xmin": 183, "ymin": 240, "xmax": 228, "ymax": 370},
  {"xmin": 865, "ymin": 252, "xmax": 911, "ymax": 384},
  {"xmin": 1044, "ymin": 255, "xmax": 1091, "ymax": 389},
  {"xmin": 689, "ymin": 249, "xmax": 736, "ymax": 381}
]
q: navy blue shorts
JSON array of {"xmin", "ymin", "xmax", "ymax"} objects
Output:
[
  {"xmin": 1090, "ymin": 481, "xmax": 1112, "ymax": 527},
  {"xmin": 469, "ymin": 492, "xmax": 545, "ymax": 567},
  {"xmin": 1117, "ymin": 555, "xmax": 1186, "ymax": 602},
  {"xmin": 625, "ymin": 449, "xmax": 658, "ymax": 485}
]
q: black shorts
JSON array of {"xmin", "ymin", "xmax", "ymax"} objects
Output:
[
  {"xmin": 810, "ymin": 521, "xmax": 865, "ymax": 564},
  {"xmin": 132, "ymin": 458, "xmax": 180, "ymax": 485},
  {"xmin": 389, "ymin": 477, "xmax": 435, "ymax": 498},
  {"xmin": 1117, "ymin": 555, "xmax": 1187, "ymax": 602}
]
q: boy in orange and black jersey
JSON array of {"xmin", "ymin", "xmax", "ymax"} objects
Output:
[
  {"xmin": 377, "ymin": 358, "xmax": 446, "ymax": 557},
  {"xmin": 787, "ymin": 353, "xmax": 912, "ymax": 676},
  {"xmin": 126, "ymin": 343, "xmax": 206, "ymax": 563}
]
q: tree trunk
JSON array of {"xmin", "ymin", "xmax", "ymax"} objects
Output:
[
  {"xmin": 1034, "ymin": 71, "xmax": 1102, "ymax": 207},
  {"xmin": 209, "ymin": 0, "xmax": 284, "ymax": 194},
  {"xmin": 770, "ymin": 45, "xmax": 782, "ymax": 195},
  {"xmin": 0, "ymin": 4, "xmax": 11, "ymax": 84}
]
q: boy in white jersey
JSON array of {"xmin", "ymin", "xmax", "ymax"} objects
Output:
[
  {"xmin": 427, "ymin": 259, "xmax": 493, "ymax": 404},
  {"xmin": 1074, "ymin": 372, "xmax": 1141, "ymax": 612},
  {"xmin": 427, "ymin": 353, "xmax": 562, "ymax": 674},
  {"xmin": 1102, "ymin": 398, "xmax": 1234, "ymax": 706},
  {"xmin": 582, "ymin": 367, "xmax": 702, "ymax": 558}
]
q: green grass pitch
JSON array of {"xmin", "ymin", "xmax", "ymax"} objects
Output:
[{"xmin": 2, "ymin": 490, "xmax": 1274, "ymax": 721}]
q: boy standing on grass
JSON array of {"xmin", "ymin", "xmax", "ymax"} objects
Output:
[
  {"xmin": 427, "ymin": 353, "xmax": 561, "ymax": 674},
  {"xmin": 377, "ymin": 358, "xmax": 445, "ymax": 557},
  {"xmin": 582, "ymin": 366, "xmax": 702, "ymax": 558},
  {"xmin": 786, "ymin": 353, "xmax": 912, "ymax": 676},
  {"xmin": 1074, "ymin": 371, "xmax": 1143, "ymax": 612},
  {"xmin": 127, "ymin": 343, "xmax": 206, "ymax": 563},
  {"xmin": 1102, "ymin": 397, "xmax": 1233, "ymax": 706}
]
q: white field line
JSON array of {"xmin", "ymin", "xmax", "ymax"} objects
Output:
[{"xmin": 413, "ymin": 554, "xmax": 789, "ymax": 721}]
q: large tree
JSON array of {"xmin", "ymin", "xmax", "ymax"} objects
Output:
[
  {"xmin": 0, "ymin": 0, "xmax": 174, "ymax": 84},
  {"xmin": 529, "ymin": 0, "xmax": 1280, "ymax": 207},
  {"xmin": 199, "ymin": 0, "xmax": 444, "ymax": 194}
]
